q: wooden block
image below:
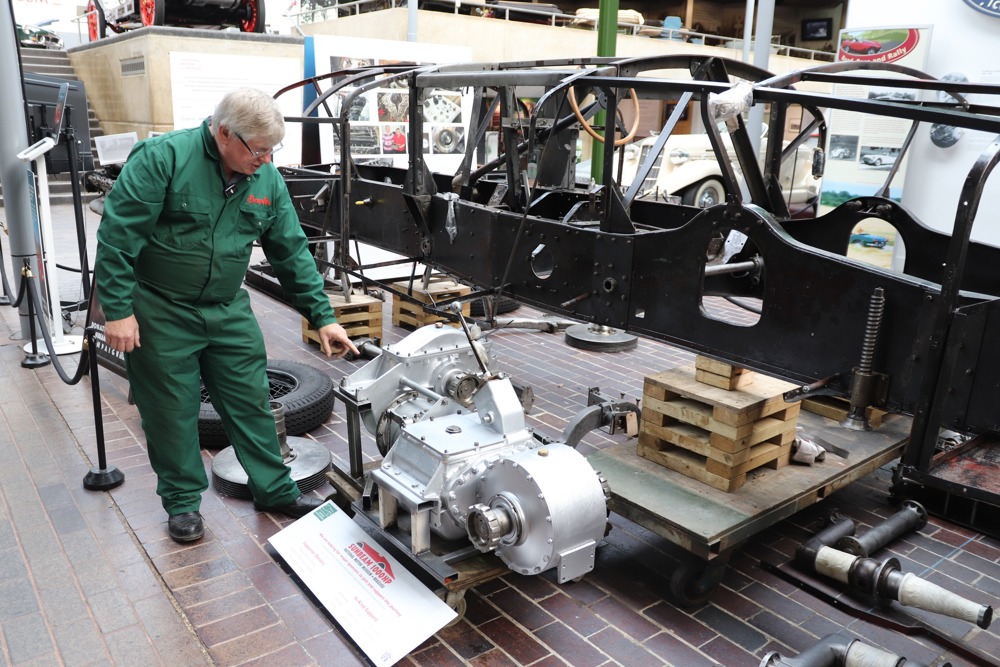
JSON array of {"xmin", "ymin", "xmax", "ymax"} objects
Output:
[
  {"xmin": 302, "ymin": 291, "xmax": 383, "ymax": 346},
  {"xmin": 639, "ymin": 418, "xmax": 796, "ymax": 466},
  {"xmin": 708, "ymin": 411, "xmax": 799, "ymax": 453},
  {"xmin": 391, "ymin": 278, "xmax": 471, "ymax": 328},
  {"xmin": 694, "ymin": 356, "xmax": 756, "ymax": 390},
  {"xmin": 801, "ymin": 396, "xmax": 886, "ymax": 429},
  {"xmin": 644, "ymin": 366, "xmax": 798, "ymax": 428},
  {"xmin": 637, "ymin": 436, "xmax": 747, "ymax": 492},
  {"xmin": 705, "ymin": 439, "xmax": 793, "ymax": 478},
  {"xmin": 638, "ymin": 431, "xmax": 793, "ymax": 493}
]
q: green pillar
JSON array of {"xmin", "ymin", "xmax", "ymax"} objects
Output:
[{"xmin": 590, "ymin": 0, "xmax": 619, "ymax": 183}]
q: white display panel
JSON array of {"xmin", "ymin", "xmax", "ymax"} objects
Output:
[{"xmin": 168, "ymin": 52, "xmax": 303, "ymax": 168}]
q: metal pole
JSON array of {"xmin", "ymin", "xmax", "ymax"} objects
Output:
[
  {"xmin": 742, "ymin": 0, "xmax": 754, "ymax": 63},
  {"xmin": 747, "ymin": 0, "xmax": 775, "ymax": 155},
  {"xmin": 64, "ymin": 116, "xmax": 92, "ymax": 302},
  {"xmin": 0, "ymin": 0, "xmax": 44, "ymax": 342},
  {"xmin": 407, "ymin": 0, "xmax": 417, "ymax": 42},
  {"xmin": 82, "ymin": 326, "xmax": 125, "ymax": 491},
  {"xmin": 589, "ymin": 0, "xmax": 619, "ymax": 184}
]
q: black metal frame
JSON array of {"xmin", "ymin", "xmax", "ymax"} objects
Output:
[{"xmin": 270, "ymin": 55, "xmax": 1000, "ymax": 535}]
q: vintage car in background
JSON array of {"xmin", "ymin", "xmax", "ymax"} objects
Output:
[
  {"xmin": 17, "ymin": 23, "xmax": 64, "ymax": 49},
  {"xmin": 841, "ymin": 37, "xmax": 882, "ymax": 54},
  {"xmin": 849, "ymin": 232, "xmax": 888, "ymax": 248},
  {"xmin": 861, "ymin": 150, "xmax": 898, "ymax": 167},
  {"xmin": 618, "ymin": 127, "xmax": 822, "ymax": 214},
  {"xmin": 85, "ymin": 0, "xmax": 265, "ymax": 41}
]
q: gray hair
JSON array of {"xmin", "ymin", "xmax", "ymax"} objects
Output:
[{"xmin": 212, "ymin": 88, "xmax": 285, "ymax": 146}]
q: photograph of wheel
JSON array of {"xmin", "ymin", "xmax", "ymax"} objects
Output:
[{"xmin": 198, "ymin": 359, "xmax": 335, "ymax": 448}]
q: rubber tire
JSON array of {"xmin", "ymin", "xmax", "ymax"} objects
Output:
[
  {"xmin": 240, "ymin": 0, "xmax": 265, "ymax": 33},
  {"xmin": 867, "ymin": 47, "xmax": 877, "ymax": 55},
  {"xmin": 139, "ymin": 0, "xmax": 165, "ymax": 26},
  {"xmin": 470, "ymin": 295, "xmax": 520, "ymax": 317},
  {"xmin": 87, "ymin": 0, "xmax": 106, "ymax": 40},
  {"xmin": 198, "ymin": 359, "xmax": 335, "ymax": 449},
  {"xmin": 681, "ymin": 178, "xmax": 725, "ymax": 208},
  {"xmin": 670, "ymin": 559, "xmax": 725, "ymax": 608}
]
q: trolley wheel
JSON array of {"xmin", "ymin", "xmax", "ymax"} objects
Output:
[
  {"xmin": 670, "ymin": 558, "xmax": 727, "ymax": 608},
  {"xmin": 437, "ymin": 589, "xmax": 468, "ymax": 627}
]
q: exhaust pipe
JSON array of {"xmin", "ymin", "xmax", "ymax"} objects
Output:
[{"xmin": 759, "ymin": 632, "xmax": 941, "ymax": 667}]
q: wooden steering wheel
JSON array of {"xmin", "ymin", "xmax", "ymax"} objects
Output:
[{"xmin": 567, "ymin": 85, "xmax": 641, "ymax": 147}]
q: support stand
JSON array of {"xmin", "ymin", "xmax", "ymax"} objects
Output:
[
  {"xmin": 17, "ymin": 134, "xmax": 83, "ymax": 357},
  {"xmin": 82, "ymin": 326, "xmax": 124, "ymax": 491}
]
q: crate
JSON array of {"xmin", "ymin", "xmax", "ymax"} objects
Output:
[
  {"xmin": 695, "ymin": 355, "xmax": 755, "ymax": 390},
  {"xmin": 801, "ymin": 395, "xmax": 888, "ymax": 429},
  {"xmin": 638, "ymin": 365, "xmax": 800, "ymax": 492},
  {"xmin": 391, "ymin": 278, "xmax": 471, "ymax": 328},
  {"xmin": 302, "ymin": 291, "xmax": 383, "ymax": 346}
]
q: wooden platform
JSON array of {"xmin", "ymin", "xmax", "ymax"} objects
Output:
[
  {"xmin": 302, "ymin": 291, "xmax": 383, "ymax": 346},
  {"xmin": 391, "ymin": 278, "xmax": 471, "ymax": 328},
  {"xmin": 639, "ymin": 365, "xmax": 800, "ymax": 492},
  {"xmin": 589, "ymin": 411, "xmax": 911, "ymax": 561}
]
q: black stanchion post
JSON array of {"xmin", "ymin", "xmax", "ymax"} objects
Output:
[
  {"xmin": 82, "ymin": 326, "xmax": 124, "ymax": 491},
  {"xmin": 20, "ymin": 264, "xmax": 50, "ymax": 369},
  {"xmin": 63, "ymin": 114, "xmax": 92, "ymax": 302},
  {"xmin": 0, "ymin": 234, "xmax": 11, "ymax": 306}
]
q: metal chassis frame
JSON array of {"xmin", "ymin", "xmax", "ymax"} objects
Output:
[{"xmin": 274, "ymin": 55, "xmax": 1000, "ymax": 534}]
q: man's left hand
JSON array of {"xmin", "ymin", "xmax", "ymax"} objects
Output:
[{"xmin": 317, "ymin": 323, "xmax": 360, "ymax": 359}]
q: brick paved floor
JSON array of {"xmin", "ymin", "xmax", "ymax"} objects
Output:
[{"xmin": 0, "ymin": 203, "xmax": 997, "ymax": 666}]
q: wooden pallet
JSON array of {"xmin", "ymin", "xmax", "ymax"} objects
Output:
[
  {"xmin": 801, "ymin": 395, "xmax": 888, "ymax": 429},
  {"xmin": 302, "ymin": 291, "xmax": 383, "ymax": 346},
  {"xmin": 391, "ymin": 278, "xmax": 471, "ymax": 328},
  {"xmin": 638, "ymin": 365, "xmax": 800, "ymax": 492}
]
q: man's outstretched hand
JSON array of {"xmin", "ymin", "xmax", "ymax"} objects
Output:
[{"xmin": 317, "ymin": 322, "xmax": 360, "ymax": 359}]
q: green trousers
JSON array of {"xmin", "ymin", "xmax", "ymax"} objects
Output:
[{"xmin": 126, "ymin": 284, "xmax": 301, "ymax": 515}]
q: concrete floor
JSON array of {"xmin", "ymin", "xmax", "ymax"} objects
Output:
[{"xmin": 0, "ymin": 201, "xmax": 997, "ymax": 666}]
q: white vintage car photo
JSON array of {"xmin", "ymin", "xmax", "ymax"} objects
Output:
[{"xmin": 615, "ymin": 125, "xmax": 822, "ymax": 215}]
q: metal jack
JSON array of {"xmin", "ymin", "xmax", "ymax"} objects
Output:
[
  {"xmin": 759, "ymin": 632, "xmax": 939, "ymax": 667},
  {"xmin": 836, "ymin": 500, "xmax": 928, "ymax": 557},
  {"xmin": 841, "ymin": 288, "xmax": 885, "ymax": 431}
]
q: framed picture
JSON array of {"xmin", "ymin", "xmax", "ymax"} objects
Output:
[{"xmin": 802, "ymin": 18, "xmax": 832, "ymax": 41}]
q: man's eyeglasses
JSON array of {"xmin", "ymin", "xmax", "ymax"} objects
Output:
[{"xmin": 235, "ymin": 132, "xmax": 282, "ymax": 159}]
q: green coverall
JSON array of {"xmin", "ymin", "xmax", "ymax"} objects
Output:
[{"xmin": 95, "ymin": 120, "xmax": 337, "ymax": 515}]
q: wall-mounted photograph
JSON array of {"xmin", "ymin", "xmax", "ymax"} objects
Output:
[
  {"xmin": 377, "ymin": 91, "xmax": 409, "ymax": 123},
  {"xmin": 802, "ymin": 18, "xmax": 832, "ymax": 41},
  {"xmin": 828, "ymin": 134, "xmax": 859, "ymax": 160},
  {"xmin": 431, "ymin": 126, "xmax": 465, "ymax": 154},
  {"xmin": 422, "ymin": 90, "xmax": 463, "ymax": 124}
]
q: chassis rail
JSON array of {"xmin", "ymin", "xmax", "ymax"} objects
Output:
[{"xmin": 271, "ymin": 54, "xmax": 1000, "ymax": 536}]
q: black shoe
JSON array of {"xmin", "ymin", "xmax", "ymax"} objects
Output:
[
  {"xmin": 254, "ymin": 494, "xmax": 324, "ymax": 519},
  {"xmin": 167, "ymin": 512, "xmax": 204, "ymax": 543}
]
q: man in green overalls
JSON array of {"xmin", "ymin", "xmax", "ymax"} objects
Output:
[{"xmin": 96, "ymin": 89, "xmax": 358, "ymax": 543}]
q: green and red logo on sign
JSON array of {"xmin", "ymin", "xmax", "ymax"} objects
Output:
[
  {"xmin": 839, "ymin": 29, "xmax": 922, "ymax": 63},
  {"xmin": 962, "ymin": 0, "xmax": 1000, "ymax": 18}
]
